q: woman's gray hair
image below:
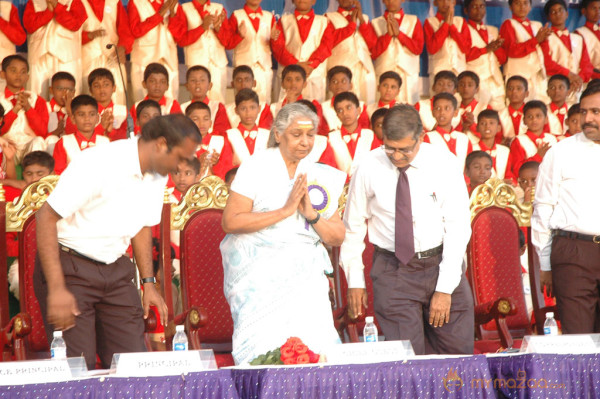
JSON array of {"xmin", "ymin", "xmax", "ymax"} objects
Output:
[
  {"xmin": 267, "ymin": 103, "xmax": 320, "ymax": 147},
  {"xmin": 383, "ymin": 104, "xmax": 423, "ymax": 141}
]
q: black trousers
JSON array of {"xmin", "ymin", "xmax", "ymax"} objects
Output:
[
  {"xmin": 551, "ymin": 235, "xmax": 600, "ymax": 334},
  {"xmin": 34, "ymin": 250, "xmax": 146, "ymax": 369},
  {"xmin": 371, "ymin": 249, "xmax": 474, "ymax": 355}
]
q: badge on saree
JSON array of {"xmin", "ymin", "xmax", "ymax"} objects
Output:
[{"xmin": 305, "ymin": 181, "xmax": 330, "ymax": 230}]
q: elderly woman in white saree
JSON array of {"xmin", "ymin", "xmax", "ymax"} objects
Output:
[{"xmin": 221, "ymin": 103, "xmax": 346, "ymax": 365}]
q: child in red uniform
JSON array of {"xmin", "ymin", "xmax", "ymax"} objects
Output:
[
  {"xmin": 187, "ymin": 101, "xmax": 229, "ymax": 180},
  {"xmin": 321, "ymin": 66, "xmax": 369, "ymax": 131},
  {"xmin": 328, "ymin": 91, "xmax": 376, "ymax": 176},
  {"xmin": 52, "ymin": 95, "xmax": 109, "ymax": 174},
  {"xmin": 498, "ymin": 75, "xmax": 529, "ymax": 144},
  {"xmin": 370, "ymin": 107, "xmax": 387, "ymax": 148},
  {"xmin": 135, "ymin": 99, "xmax": 161, "ymax": 135},
  {"xmin": 415, "ymin": 70, "xmax": 461, "ymax": 131},
  {"xmin": 0, "ymin": 55, "xmax": 50, "ymax": 163},
  {"xmin": 23, "ymin": 0, "xmax": 86, "ymax": 97},
  {"xmin": 545, "ymin": 74, "xmax": 569, "ymax": 137},
  {"xmin": 542, "ymin": 0, "xmax": 593, "ymax": 102},
  {"xmin": 464, "ymin": 150, "xmax": 493, "ymax": 194},
  {"xmin": 424, "ymin": 92, "xmax": 473, "ymax": 171},
  {"xmin": 220, "ymin": 0, "xmax": 275, "ymax": 103},
  {"xmin": 47, "ymin": 72, "xmax": 76, "ymax": 146},
  {"xmin": 424, "ymin": 0, "xmax": 471, "ymax": 77},
  {"xmin": 464, "ymin": 0, "xmax": 506, "ymax": 110},
  {"xmin": 171, "ymin": 157, "xmax": 201, "ymax": 202},
  {"xmin": 270, "ymin": 0, "xmax": 336, "ymax": 103},
  {"xmin": 223, "ymin": 88, "xmax": 271, "ymax": 167},
  {"xmin": 563, "ymin": 103, "xmax": 581, "ymax": 138},
  {"xmin": 0, "ymin": 1, "xmax": 26, "ymax": 92},
  {"xmin": 88, "ymin": 68, "xmax": 129, "ymax": 141},
  {"xmin": 366, "ymin": 71, "xmax": 401, "ymax": 117},
  {"xmin": 363, "ymin": 0, "xmax": 423, "ymax": 105},
  {"xmin": 500, "ymin": 0, "xmax": 552, "ymax": 102},
  {"xmin": 509, "ymin": 100, "xmax": 557, "ymax": 177},
  {"xmin": 576, "ymin": 0, "xmax": 600, "ymax": 80},
  {"xmin": 456, "ymin": 71, "xmax": 490, "ymax": 136},
  {"xmin": 270, "ymin": 64, "xmax": 327, "ymax": 134},
  {"xmin": 181, "ymin": 65, "xmax": 230, "ymax": 135},
  {"xmin": 474, "ymin": 109, "xmax": 514, "ymax": 181},
  {"xmin": 131, "ymin": 63, "xmax": 182, "ymax": 128},
  {"xmin": 225, "ymin": 65, "xmax": 273, "ymax": 130}
]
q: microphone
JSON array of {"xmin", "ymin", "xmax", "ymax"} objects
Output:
[{"xmin": 106, "ymin": 43, "xmax": 134, "ymax": 139}]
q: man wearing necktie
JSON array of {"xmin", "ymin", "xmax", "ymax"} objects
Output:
[{"xmin": 341, "ymin": 104, "xmax": 474, "ymax": 355}]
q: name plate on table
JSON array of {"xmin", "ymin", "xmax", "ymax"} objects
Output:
[
  {"xmin": 111, "ymin": 350, "xmax": 217, "ymax": 377},
  {"xmin": 520, "ymin": 334, "xmax": 600, "ymax": 354},
  {"xmin": 325, "ymin": 341, "xmax": 415, "ymax": 364},
  {"xmin": 0, "ymin": 357, "xmax": 87, "ymax": 386}
]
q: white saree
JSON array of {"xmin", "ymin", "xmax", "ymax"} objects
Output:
[{"xmin": 221, "ymin": 147, "xmax": 345, "ymax": 365}]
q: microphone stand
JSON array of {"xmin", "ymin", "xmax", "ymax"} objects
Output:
[{"xmin": 107, "ymin": 44, "xmax": 134, "ymax": 139}]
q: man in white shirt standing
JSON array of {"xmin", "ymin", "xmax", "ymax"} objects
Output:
[
  {"xmin": 341, "ymin": 104, "xmax": 473, "ymax": 355},
  {"xmin": 533, "ymin": 83, "xmax": 600, "ymax": 334},
  {"xmin": 34, "ymin": 114, "xmax": 201, "ymax": 370}
]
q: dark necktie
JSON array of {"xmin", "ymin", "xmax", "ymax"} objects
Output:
[{"xmin": 395, "ymin": 166, "xmax": 415, "ymax": 264}]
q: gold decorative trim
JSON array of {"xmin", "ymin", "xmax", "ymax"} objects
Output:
[
  {"xmin": 470, "ymin": 178, "xmax": 532, "ymax": 227},
  {"xmin": 170, "ymin": 175, "xmax": 229, "ymax": 230},
  {"xmin": 5, "ymin": 175, "xmax": 59, "ymax": 232},
  {"xmin": 338, "ymin": 184, "xmax": 349, "ymax": 218}
]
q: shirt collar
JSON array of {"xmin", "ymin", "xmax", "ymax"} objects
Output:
[
  {"xmin": 74, "ymin": 130, "xmax": 98, "ymax": 147},
  {"xmin": 508, "ymin": 104, "xmax": 524, "ymax": 118},
  {"xmin": 525, "ymin": 130, "xmax": 545, "ymax": 142},
  {"xmin": 461, "ymin": 99, "xmax": 478, "ymax": 112},
  {"xmin": 585, "ymin": 21, "xmax": 599, "ymax": 32},
  {"xmin": 384, "ymin": 10, "xmax": 404, "ymax": 20},
  {"xmin": 295, "ymin": 9, "xmax": 314, "ymax": 20},
  {"xmin": 50, "ymin": 98, "xmax": 66, "ymax": 113},
  {"xmin": 4, "ymin": 87, "xmax": 23, "ymax": 100},
  {"xmin": 237, "ymin": 122, "xmax": 258, "ymax": 132},
  {"xmin": 98, "ymin": 101, "xmax": 114, "ymax": 113},
  {"xmin": 193, "ymin": 0, "xmax": 210, "ymax": 13},
  {"xmin": 514, "ymin": 16, "xmax": 531, "ymax": 26},
  {"xmin": 337, "ymin": 7, "xmax": 352, "ymax": 17},
  {"xmin": 145, "ymin": 95, "xmax": 167, "ymax": 106},
  {"xmin": 467, "ymin": 19, "xmax": 485, "ymax": 30},
  {"xmin": 130, "ymin": 137, "xmax": 144, "ymax": 178},
  {"xmin": 244, "ymin": 4, "xmax": 262, "ymax": 16},
  {"xmin": 435, "ymin": 12, "xmax": 446, "ymax": 22},
  {"xmin": 552, "ymin": 27, "xmax": 569, "ymax": 37}
]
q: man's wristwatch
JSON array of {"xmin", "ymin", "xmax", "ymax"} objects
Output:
[{"xmin": 140, "ymin": 277, "xmax": 157, "ymax": 285}]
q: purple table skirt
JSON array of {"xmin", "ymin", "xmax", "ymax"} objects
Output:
[
  {"xmin": 231, "ymin": 355, "xmax": 496, "ymax": 399},
  {"xmin": 0, "ymin": 370, "xmax": 240, "ymax": 399},
  {"xmin": 486, "ymin": 353, "xmax": 600, "ymax": 399}
]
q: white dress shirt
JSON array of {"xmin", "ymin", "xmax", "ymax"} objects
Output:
[
  {"xmin": 340, "ymin": 143, "xmax": 471, "ymax": 294},
  {"xmin": 48, "ymin": 138, "xmax": 167, "ymax": 264},
  {"xmin": 532, "ymin": 133, "xmax": 600, "ymax": 271}
]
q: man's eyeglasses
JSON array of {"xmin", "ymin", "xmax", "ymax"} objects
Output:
[{"xmin": 382, "ymin": 140, "xmax": 419, "ymax": 156}]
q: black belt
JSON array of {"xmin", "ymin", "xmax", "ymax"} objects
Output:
[
  {"xmin": 374, "ymin": 244, "xmax": 443, "ymax": 260},
  {"xmin": 554, "ymin": 230, "xmax": 600, "ymax": 244},
  {"xmin": 59, "ymin": 244, "xmax": 108, "ymax": 264}
]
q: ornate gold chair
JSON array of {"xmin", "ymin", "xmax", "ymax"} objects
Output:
[
  {"xmin": 1, "ymin": 176, "xmax": 58, "ymax": 360},
  {"xmin": 468, "ymin": 178, "xmax": 533, "ymax": 352},
  {"xmin": 159, "ymin": 176, "xmax": 232, "ymax": 366}
]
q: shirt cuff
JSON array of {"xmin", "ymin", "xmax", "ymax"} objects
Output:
[
  {"xmin": 346, "ymin": 262, "xmax": 366, "ymax": 289},
  {"xmin": 539, "ymin": 255, "xmax": 552, "ymax": 271},
  {"xmin": 434, "ymin": 261, "xmax": 461, "ymax": 294}
]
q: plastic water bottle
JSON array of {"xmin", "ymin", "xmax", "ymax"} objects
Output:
[
  {"xmin": 50, "ymin": 331, "xmax": 67, "ymax": 360},
  {"xmin": 363, "ymin": 316, "xmax": 378, "ymax": 342},
  {"xmin": 173, "ymin": 325, "xmax": 188, "ymax": 351},
  {"xmin": 544, "ymin": 312, "xmax": 559, "ymax": 336}
]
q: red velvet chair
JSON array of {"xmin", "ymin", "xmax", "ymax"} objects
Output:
[
  {"xmin": 467, "ymin": 178, "xmax": 534, "ymax": 353},
  {"xmin": 1, "ymin": 176, "xmax": 58, "ymax": 360},
  {"xmin": 165, "ymin": 176, "xmax": 234, "ymax": 367}
]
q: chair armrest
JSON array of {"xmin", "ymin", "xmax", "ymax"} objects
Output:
[
  {"xmin": 1, "ymin": 313, "xmax": 32, "ymax": 360},
  {"xmin": 474, "ymin": 298, "xmax": 517, "ymax": 349},
  {"xmin": 173, "ymin": 306, "xmax": 208, "ymax": 350}
]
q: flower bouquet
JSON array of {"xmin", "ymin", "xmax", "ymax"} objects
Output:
[{"xmin": 249, "ymin": 337, "xmax": 320, "ymax": 365}]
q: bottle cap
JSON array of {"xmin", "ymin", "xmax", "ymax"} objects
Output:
[
  {"xmin": 365, "ymin": 316, "xmax": 374, "ymax": 323},
  {"xmin": 175, "ymin": 325, "xmax": 185, "ymax": 332},
  {"xmin": 53, "ymin": 330, "xmax": 62, "ymax": 338},
  {"xmin": 546, "ymin": 312, "xmax": 554, "ymax": 318}
]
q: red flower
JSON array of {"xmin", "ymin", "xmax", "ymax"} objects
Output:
[
  {"xmin": 280, "ymin": 345, "xmax": 296, "ymax": 360},
  {"xmin": 307, "ymin": 350, "xmax": 320, "ymax": 363},
  {"xmin": 283, "ymin": 357, "xmax": 296, "ymax": 365},
  {"xmin": 286, "ymin": 337, "xmax": 302, "ymax": 346},
  {"xmin": 296, "ymin": 353, "xmax": 310, "ymax": 364},
  {"xmin": 293, "ymin": 343, "xmax": 308, "ymax": 355}
]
